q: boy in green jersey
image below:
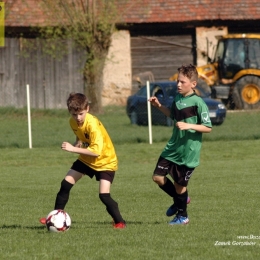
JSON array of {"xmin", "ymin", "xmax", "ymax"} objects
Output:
[
  {"xmin": 148, "ymin": 64, "xmax": 212, "ymax": 225},
  {"xmin": 40, "ymin": 93, "xmax": 126, "ymax": 229}
]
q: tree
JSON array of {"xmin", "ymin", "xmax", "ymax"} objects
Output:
[{"xmin": 31, "ymin": 0, "xmax": 122, "ymax": 113}]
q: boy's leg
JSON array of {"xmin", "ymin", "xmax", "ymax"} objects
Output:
[
  {"xmin": 153, "ymin": 175, "xmax": 190, "ymax": 216},
  {"xmin": 54, "ymin": 169, "xmax": 83, "ymax": 209},
  {"xmin": 168, "ymin": 165, "xmax": 194, "ymax": 225},
  {"xmin": 168, "ymin": 183, "xmax": 189, "ymax": 225},
  {"xmin": 156, "ymin": 176, "xmax": 177, "ymax": 198},
  {"xmin": 54, "ymin": 180, "xmax": 74, "ymax": 210},
  {"xmin": 99, "ymin": 179, "xmax": 125, "ymax": 226},
  {"xmin": 39, "ymin": 169, "xmax": 82, "ymax": 224},
  {"xmin": 174, "ymin": 183, "xmax": 188, "ymax": 217}
]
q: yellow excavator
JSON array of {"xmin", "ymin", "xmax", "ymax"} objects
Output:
[{"xmin": 170, "ymin": 34, "xmax": 260, "ymax": 110}]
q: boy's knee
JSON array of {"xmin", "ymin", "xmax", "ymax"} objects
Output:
[
  {"xmin": 99, "ymin": 193, "xmax": 118, "ymax": 207},
  {"xmin": 59, "ymin": 179, "xmax": 74, "ymax": 193},
  {"xmin": 99, "ymin": 193, "xmax": 109, "ymax": 203},
  {"xmin": 152, "ymin": 175, "xmax": 165, "ymax": 185},
  {"xmin": 174, "ymin": 182, "xmax": 186, "ymax": 194}
]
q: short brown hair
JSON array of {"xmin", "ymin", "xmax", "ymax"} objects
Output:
[
  {"xmin": 67, "ymin": 93, "xmax": 89, "ymax": 112},
  {"xmin": 178, "ymin": 64, "xmax": 198, "ymax": 82}
]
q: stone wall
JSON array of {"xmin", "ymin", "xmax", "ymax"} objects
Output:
[{"xmin": 102, "ymin": 30, "xmax": 132, "ymax": 106}]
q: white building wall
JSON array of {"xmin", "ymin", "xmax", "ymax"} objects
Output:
[
  {"xmin": 196, "ymin": 26, "xmax": 228, "ymax": 66},
  {"xmin": 102, "ymin": 30, "xmax": 132, "ymax": 106}
]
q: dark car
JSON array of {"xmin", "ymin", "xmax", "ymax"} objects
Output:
[{"xmin": 126, "ymin": 81, "xmax": 226, "ymax": 126}]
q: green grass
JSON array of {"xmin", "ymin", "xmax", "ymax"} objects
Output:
[
  {"xmin": 0, "ymin": 107, "xmax": 260, "ymax": 259},
  {"xmin": 1, "ymin": 106, "xmax": 260, "ymax": 148}
]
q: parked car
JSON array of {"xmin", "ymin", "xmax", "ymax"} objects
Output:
[{"xmin": 126, "ymin": 81, "xmax": 227, "ymax": 126}]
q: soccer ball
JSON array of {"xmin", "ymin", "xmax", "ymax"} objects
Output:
[{"xmin": 45, "ymin": 209, "xmax": 71, "ymax": 232}]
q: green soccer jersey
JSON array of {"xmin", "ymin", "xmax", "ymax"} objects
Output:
[{"xmin": 160, "ymin": 92, "xmax": 212, "ymax": 168}]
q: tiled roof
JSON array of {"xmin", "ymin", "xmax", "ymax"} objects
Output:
[
  {"xmin": 4, "ymin": 0, "xmax": 260, "ymax": 27},
  {"xmin": 5, "ymin": 0, "xmax": 46, "ymax": 27},
  {"xmin": 119, "ymin": 0, "xmax": 260, "ymax": 23}
]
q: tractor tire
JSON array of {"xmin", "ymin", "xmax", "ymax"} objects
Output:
[
  {"xmin": 232, "ymin": 87, "xmax": 243, "ymax": 109},
  {"xmin": 232, "ymin": 76, "xmax": 260, "ymax": 110},
  {"xmin": 197, "ymin": 78, "xmax": 211, "ymax": 97}
]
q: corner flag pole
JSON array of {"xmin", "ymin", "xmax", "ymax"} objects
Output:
[
  {"xmin": 26, "ymin": 84, "xmax": 32, "ymax": 149},
  {"xmin": 146, "ymin": 81, "xmax": 153, "ymax": 144}
]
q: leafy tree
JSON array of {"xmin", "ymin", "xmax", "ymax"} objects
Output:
[{"xmin": 30, "ymin": 0, "xmax": 122, "ymax": 113}]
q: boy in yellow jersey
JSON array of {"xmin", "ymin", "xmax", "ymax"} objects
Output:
[{"xmin": 40, "ymin": 93, "xmax": 126, "ymax": 229}]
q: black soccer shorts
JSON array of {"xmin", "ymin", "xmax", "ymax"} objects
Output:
[
  {"xmin": 71, "ymin": 159, "xmax": 115, "ymax": 183},
  {"xmin": 153, "ymin": 156, "xmax": 194, "ymax": 187}
]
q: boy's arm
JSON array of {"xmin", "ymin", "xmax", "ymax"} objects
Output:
[
  {"xmin": 176, "ymin": 122, "xmax": 212, "ymax": 133},
  {"xmin": 73, "ymin": 137, "xmax": 82, "ymax": 147},
  {"xmin": 61, "ymin": 137, "xmax": 99, "ymax": 157},
  {"xmin": 148, "ymin": 96, "xmax": 171, "ymax": 117}
]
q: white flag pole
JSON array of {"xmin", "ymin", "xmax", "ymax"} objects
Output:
[
  {"xmin": 26, "ymin": 84, "xmax": 32, "ymax": 149},
  {"xmin": 146, "ymin": 81, "xmax": 153, "ymax": 144}
]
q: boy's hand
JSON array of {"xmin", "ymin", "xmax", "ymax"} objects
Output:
[
  {"xmin": 176, "ymin": 122, "xmax": 191, "ymax": 130},
  {"xmin": 148, "ymin": 97, "xmax": 161, "ymax": 108},
  {"xmin": 61, "ymin": 142, "xmax": 74, "ymax": 152},
  {"xmin": 74, "ymin": 141, "xmax": 82, "ymax": 148}
]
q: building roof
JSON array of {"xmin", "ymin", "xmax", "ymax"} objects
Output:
[
  {"xmin": 4, "ymin": 0, "xmax": 260, "ymax": 27},
  {"xmin": 5, "ymin": 0, "xmax": 45, "ymax": 27},
  {"xmin": 123, "ymin": 1, "xmax": 260, "ymax": 23}
]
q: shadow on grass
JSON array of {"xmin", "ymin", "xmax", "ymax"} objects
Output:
[
  {"xmin": 0, "ymin": 224, "xmax": 45, "ymax": 230},
  {"xmin": 73, "ymin": 220, "xmax": 162, "ymax": 226},
  {"xmin": 0, "ymin": 220, "xmax": 161, "ymax": 231}
]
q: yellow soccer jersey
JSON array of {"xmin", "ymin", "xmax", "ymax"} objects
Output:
[{"xmin": 69, "ymin": 113, "xmax": 118, "ymax": 171}]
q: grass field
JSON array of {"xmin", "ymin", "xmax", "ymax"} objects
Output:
[{"xmin": 1, "ymin": 107, "xmax": 260, "ymax": 259}]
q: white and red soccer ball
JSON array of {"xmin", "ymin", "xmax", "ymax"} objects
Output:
[{"xmin": 45, "ymin": 210, "xmax": 71, "ymax": 232}]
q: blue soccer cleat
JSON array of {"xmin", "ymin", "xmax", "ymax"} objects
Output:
[
  {"xmin": 166, "ymin": 204, "xmax": 178, "ymax": 217},
  {"xmin": 166, "ymin": 196, "xmax": 191, "ymax": 217},
  {"xmin": 168, "ymin": 215, "xmax": 189, "ymax": 225}
]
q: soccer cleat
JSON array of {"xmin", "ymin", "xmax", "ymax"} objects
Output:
[
  {"xmin": 168, "ymin": 215, "xmax": 189, "ymax": 225},
  {"xmin": 39, "ymin": 218, "xmax": 46, "ymax": 225},
  {"xmin": 166, "ymin": 196, "xmax": 191, "ymax": 217},
  {"xmin": 113, "ymin": 222, "xmax": 126, "ymax": 229},
  {"xmin": 166, "ymin": 204, "xmax": 178, "ymax": 217}
]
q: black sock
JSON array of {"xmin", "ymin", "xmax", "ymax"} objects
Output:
[
  {"xmin": 159, "ymin": 177, "xmax": 177, "ymax": 199},
  {"xmin": 99, "ymin": 193, "xmax": 125, "ymax": 224},
  {"xmin": 54, "ymin": 179, "xmax": 74, "ymax": 210},
  {"xmin": 176, "ymin": 190, "xmax": 188, "ymax": 217}
]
